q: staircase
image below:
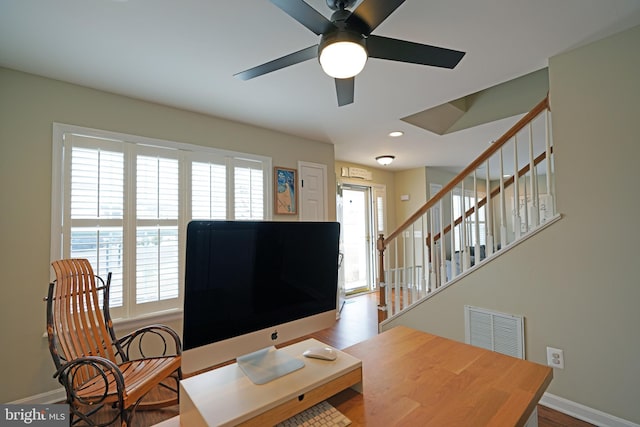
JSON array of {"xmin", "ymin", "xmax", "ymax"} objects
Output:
[{"xmin": 376, "ymin": 96, "xmax": 558, "ymax": 323}]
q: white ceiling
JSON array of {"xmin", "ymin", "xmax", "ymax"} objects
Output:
[{"xmin": 2, "ymin": 0, "xmax": 640, "ymax": 171}]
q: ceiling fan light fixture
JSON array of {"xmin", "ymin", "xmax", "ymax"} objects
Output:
[
  {"xmin": 376, "ymin": 155, "xmax": 395, "ymax": 166},
  {"xmin": 319, "ymin": 31, "xmax": 367, "ymax": 79}
]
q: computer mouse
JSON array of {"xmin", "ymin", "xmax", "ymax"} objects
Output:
[{"xmin": 303, "ymin": 346, "xmax": 337, "ymax": 361}]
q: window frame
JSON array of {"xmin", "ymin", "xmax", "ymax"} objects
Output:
[
  {"xmin": 452, "ymin": 187, "xmax": 487, "ymax": 251},
  {"xmin": 51, "ymin": 123, "xmax": 273, "ymax": 322}
]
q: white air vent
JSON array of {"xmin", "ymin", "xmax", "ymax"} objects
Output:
[
  {"xmin": 340, "ymin": 167, "xmax": 372, "ymax": 180},
  {"xmin": 464, "ymin": 305, "xmax": 525, "ymax": 359}
]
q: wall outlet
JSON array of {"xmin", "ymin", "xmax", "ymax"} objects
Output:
[{"xmin": 546, "ymin": 346, "xmax": 564, "ymax": 369}]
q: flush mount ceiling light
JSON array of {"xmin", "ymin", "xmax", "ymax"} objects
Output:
[
  {"xmin": 376, "ymin": 155, "xmax": 395, "ymax": 166},
  {"xmin": 319, "ymin": 27, "xmax": 368, "ymax": 79}
]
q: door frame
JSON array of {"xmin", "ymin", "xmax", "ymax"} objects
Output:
[{"xmin": 339, "ymin": 180, "xmax": 387, "ymax": 295}]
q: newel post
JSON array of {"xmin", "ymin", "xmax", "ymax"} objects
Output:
[
  {"xmin": 425, "ymin": 233, "xmax": 432, "ymax": 263},
  {"xmin": 377, "ymin": 233, "xmax": 387, "ymax": 323}
]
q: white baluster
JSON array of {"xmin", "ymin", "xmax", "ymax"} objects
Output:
[
  {"xmin": 387, "ymin": 239, "xmax": 401, "ymax": 314},
  {"xmin": 528, "ymin": 122, "xmax": 539, "ymax": 229},
  {"xmin": 421, "ymin": 214, "xmax": 428, "ymax": 297},
  {"xmin": 513, "ymin": 135, "xmax": 521, "ymax": 239},
  {"xmin": 410, "ymin": 227, "xmax": 414, "ymax": 304},
  {"xmin": 450, "ymin": 190, "xmax": 457, "ymax": 280},
  {"xmin": 545, "ymin": 109, "xmax": 555, "ymax": 218},
  {"xmin": 438, "ymin": 198, "xmax": 446, "ymax": 286},
  {"xmin": 412, "ymin": 219, "xmax": 416, "ymax": 300},
  {"xmin": 428, "ymin": 208, "xmax": 435, "ymax": 292},
  {"xmin": 428, "ymin": 207, "xmax": 435, "ymax": 291},
  {"xmin": 395, "ymin": 236, "xmax": 407, "ymax": 313},
  {"xmin": 461, "ymin": 180, "xmax": 470, "ymax": 270},
  {"xmin": 499, "ymin": 148, "xmax": 507, "ymax": 249},
  {"xmin": 485, "ymin": 159, "xmax": 494, "ymax": 256},
  {"xmin": 522, "ymin": 159, "xmax": 529, "ymax": 233},
  {"xmin": 473, "ymin": 170, "xmax": 480, "ymax": 267}
]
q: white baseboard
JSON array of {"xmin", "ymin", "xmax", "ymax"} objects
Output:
[
  {"xmin": 9, "ymin": 388, "xmax": 65, "ymax": 405},
  {"xmin": 540, "ymin": 393, "xmax": 640, "ymax": 427}
]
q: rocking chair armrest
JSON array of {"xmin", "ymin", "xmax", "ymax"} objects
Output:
[
  {"xmin": 54, "ymin": 355, "xmax": 127, "ymax": 410},
  {"xmin": 116, "ymin": 324, "xmax": 182, "ymax": 361},
  {"xmin": 54, "ymin": 355, "xmax": 122, "ymax": 380}
]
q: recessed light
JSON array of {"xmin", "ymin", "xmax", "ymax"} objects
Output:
[{"xmin": 388, "ymin": 131, "xmax": 404, "ymax": 138}]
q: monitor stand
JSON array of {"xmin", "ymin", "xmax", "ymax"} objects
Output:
[{"xmin": 236, "ymin": 346, "xmax": 305, "ymax": 385}]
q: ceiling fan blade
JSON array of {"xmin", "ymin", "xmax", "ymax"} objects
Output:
[
  {"xmin": 335, "ymin": 77, "xmax": 354, "ymax": 107},
  {"xmin": 270, "ymin": 0, "xmax": 335, "ymax": 35},
  {"xmin": 367, "ymin": 35, "xmax": 465, "ymax": 69},
  {"xmin": 347, "ymin": 0, "xmax": 407, "ymax": 34},
  {"xmin": 234, "ymin": 45, "xmax": 318, "ymax": 80}
]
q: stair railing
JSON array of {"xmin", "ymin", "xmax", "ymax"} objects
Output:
[{"xmin": 376, "ymin": 96, "xmax": 555, "ymax": 323}]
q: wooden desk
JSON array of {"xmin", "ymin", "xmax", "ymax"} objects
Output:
[
  {"xmin": 328, "ymin": 326, "xmax": 553, "ymax": 426},
  {"xmin": 155, "ymin": 326, "xmax": 552, "ymax": 426}
]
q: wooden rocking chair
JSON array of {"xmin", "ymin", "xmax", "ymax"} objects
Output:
[{"xmin": 45, "ymin": 258, "xmax": 182, "ymax": 426}]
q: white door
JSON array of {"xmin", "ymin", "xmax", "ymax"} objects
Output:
[
  {"xmin": 298, "ymin": 162, "xmax": 327, "ymax": 221},
  {"xmin": 300, "ymin": 162, "xmax": 343, "ymax": 316}
]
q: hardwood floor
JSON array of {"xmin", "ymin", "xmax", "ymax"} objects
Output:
[
  {"xmin": 537, "ymin": 405, "xmax": 595, "ymax": 427},
  {"xmin": 91, "ymin": 292, "xmax": 594, "ymax": 426}
]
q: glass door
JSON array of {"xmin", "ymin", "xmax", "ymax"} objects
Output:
[{"xmin": 340, "ymin": 184, "xmax": 375, "ymax": 295}]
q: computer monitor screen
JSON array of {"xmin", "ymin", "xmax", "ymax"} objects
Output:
[{"xmin": 182, "ymin": 220, "xmax": 340, "ymax": 374}]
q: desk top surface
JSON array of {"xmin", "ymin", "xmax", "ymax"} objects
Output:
[
  {"xmin": 329, "ymin": 325, "xmax": 553, "ymax": 427},
  {"xmin": 160, "ymin": 326, "xmax": 552, "ymax": 427}
]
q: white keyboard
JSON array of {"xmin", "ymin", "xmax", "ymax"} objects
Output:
[{"xmin": 276, "ymin": 400, "xmax": 351, "ymax": 427}]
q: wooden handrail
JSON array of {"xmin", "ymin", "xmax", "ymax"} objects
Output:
[
  {"xmin": 426, "ymin": 146, "xmax": 553, "ymax": 245},
  {"xmin": 383, "ymin": 96, "xmax": 549, "ymax": 248}
]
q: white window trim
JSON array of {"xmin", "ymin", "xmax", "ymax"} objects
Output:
[{"xmin": 51, "ymin": 122, "xmax": 273, "ymax": 321}]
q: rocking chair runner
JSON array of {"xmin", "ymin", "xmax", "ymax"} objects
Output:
[{"xmin": 45, "ymin": 258, "xmax": 182, "ymax": 427}]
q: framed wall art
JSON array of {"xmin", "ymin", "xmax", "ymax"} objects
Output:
[{"xmin": 274, "ymin": 166, "xmax": 297, "ymax": 215}]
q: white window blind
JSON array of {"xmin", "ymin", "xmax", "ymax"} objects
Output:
[
  {"xmin": 136, "ymin": 226, "xmax": 179, "ymax": 304},
  {"xmin": 52, "ymin": 124, "xmax": 271, "ymax": 319},
  {"xmin": 68, "ymin": 138, "xmax": 125, "ymax": 310},
  {"xmin": 136, "ymin": 151, "xmax": 180, "ymax": 306},
  {"xmin": 192, "ymin": 161, "xmax": 226, "ymax": 219},
  {"xmin": 234, "ymin": 159, "xmax": 264, "ymax": 220},
  {"xmin": 137, "ymin": 154, "xmax": 179, "ymax": 220},
  {"xmin": 70, "ymin": 146, "xmax": 124, "ymax": 219}
]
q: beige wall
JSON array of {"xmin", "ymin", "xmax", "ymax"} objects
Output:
[
  {"xmin": 383, "ymin": 25, "xmax": 640, "ymax": 423},
  {"xmin": 0, "ymin": 68, "xmax": 336, "ymax": 402},
  {"xmin": 393, "ymin": 167, "xmax": 427, "ymax": 226}
]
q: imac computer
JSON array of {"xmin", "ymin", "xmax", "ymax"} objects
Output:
[{"xmin": 182, "ymin": 220, "xmax": 340, "ymax": 382}]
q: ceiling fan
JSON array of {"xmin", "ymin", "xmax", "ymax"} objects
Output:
[{"xmin": 234, "ymin": 0, "xmax": 466, "ymax": 107}]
